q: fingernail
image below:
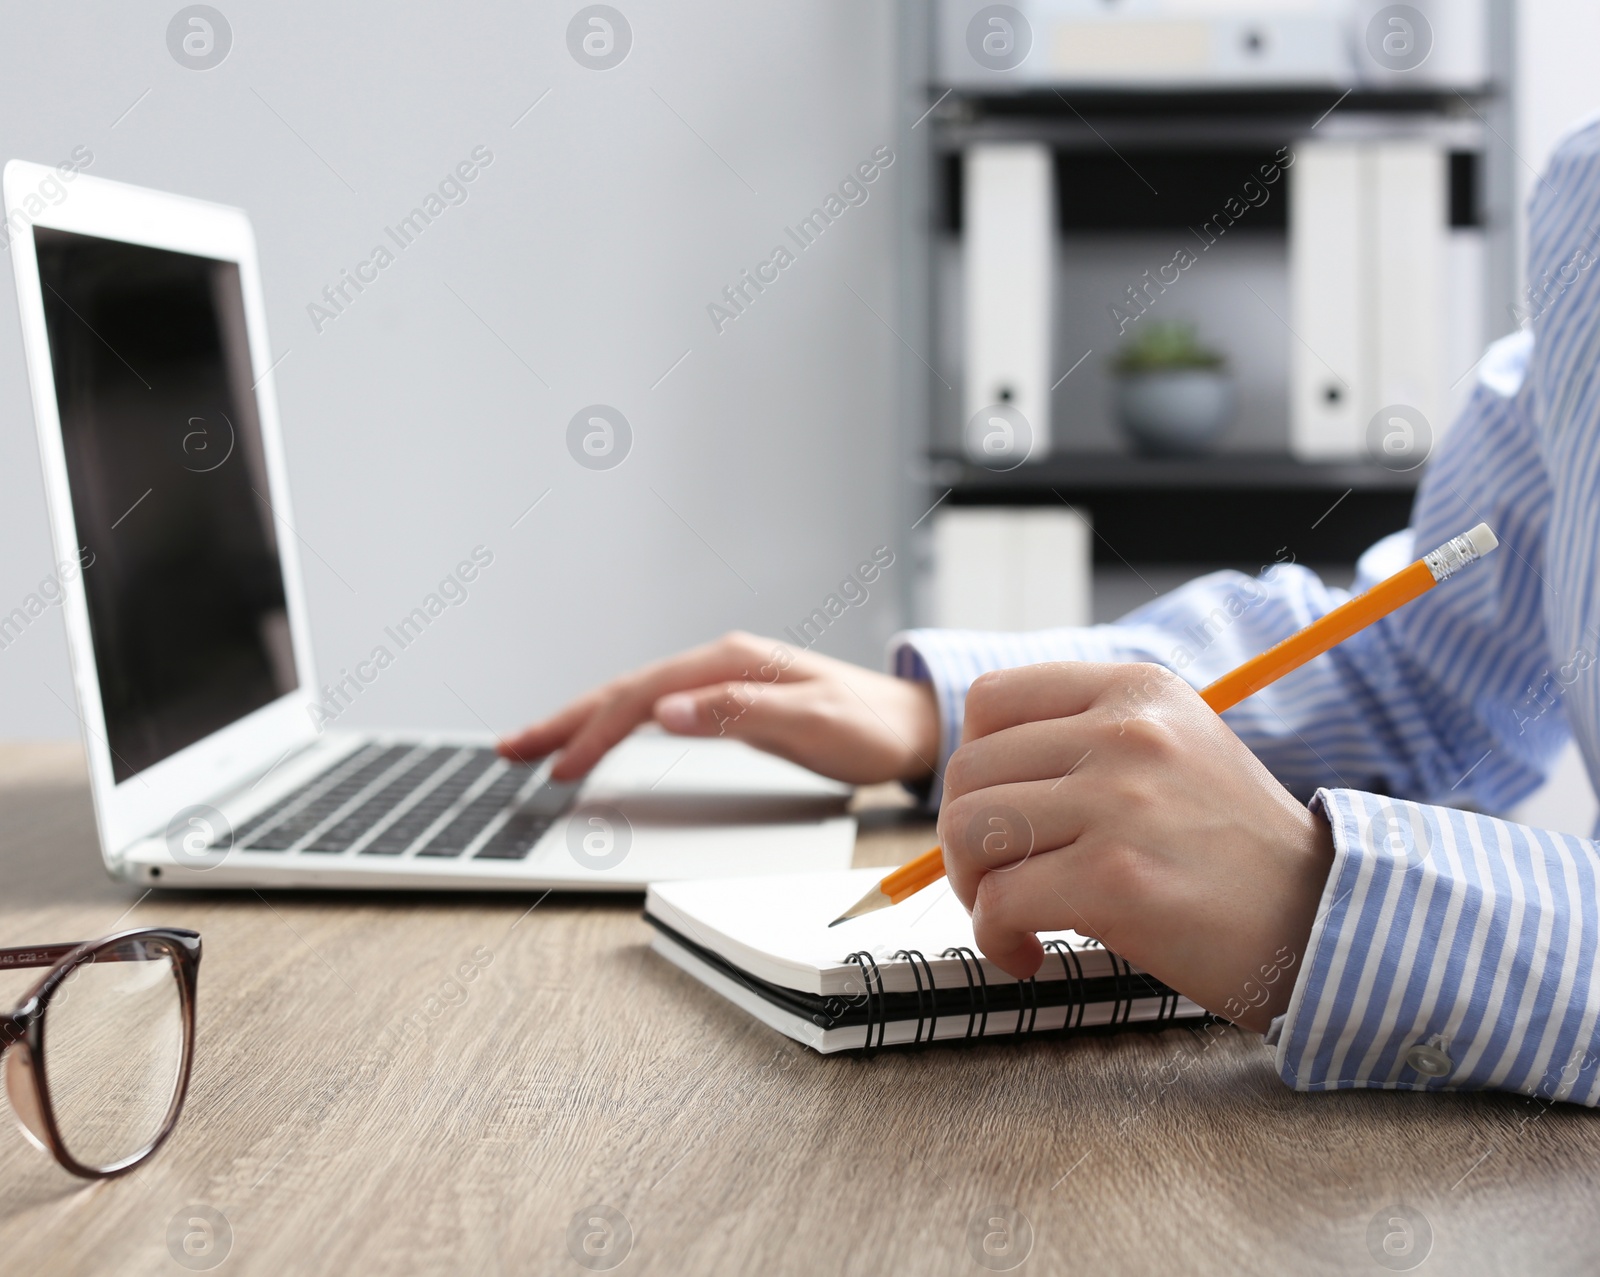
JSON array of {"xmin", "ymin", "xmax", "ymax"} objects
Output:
[{"xmin": 656, "ymin": 693, "xmax": 698, "ymax": 732}]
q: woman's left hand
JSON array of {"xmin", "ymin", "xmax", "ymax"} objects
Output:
[{"xmin": 937, "ymin": 661, "xmax": 1335, "ymax": 1032}]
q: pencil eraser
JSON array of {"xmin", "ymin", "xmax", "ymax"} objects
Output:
[{"xmin": 1465, "ymin": 523, "xmax": 1499, "ymax": 556}]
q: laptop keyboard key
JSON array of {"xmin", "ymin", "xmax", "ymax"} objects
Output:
[
  {"xmin": 239, "ymin": 745, "xmax": 412, "ymax": 850},
  {"xmin": 225, "ymin": 745, "xmax": 569, "ymax": 862},
  {"xmin": 359, "ymin": 751, "xmax": 501, "ymax": 856},
  {"xmin": 414, "ymin": 770, "xmax": 530, "ymax": 857},
  {"xmin": 300, "ymin": 749, "xmax": 457, "ymax": 853},
  {"xmin": 473, "ymin": 814, "xmax": 555, "ymax": 860}
]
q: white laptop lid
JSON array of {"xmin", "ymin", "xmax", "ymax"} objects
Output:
[{"xmin": 4, "ymin": 160, "xmax": 322, "ymax": 858}]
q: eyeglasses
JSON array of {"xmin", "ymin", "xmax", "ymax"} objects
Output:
[{"xmin": 0, "ymin": 927, "xmax": 200, "ymax": 1179}]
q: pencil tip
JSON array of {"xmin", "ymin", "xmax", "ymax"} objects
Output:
[{"xmin": 827, "ymin": 916, "xmax": 848, "ymax": 928}]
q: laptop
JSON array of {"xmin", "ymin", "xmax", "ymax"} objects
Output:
[{"xmin": 2, "ymin": 160, "xmax": 856, "ymax": 891}]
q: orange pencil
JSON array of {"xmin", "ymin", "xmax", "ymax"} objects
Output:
[{"xmin": 829, "ymin": 523, "xmax": 1499, "ymax": 926}]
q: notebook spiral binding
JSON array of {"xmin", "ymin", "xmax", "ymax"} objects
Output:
[
  {"xmin": 846, "ymin": 941, "xmax": 1187, "ymax": 1055},
  {"xmin": 1042, "ymin": 939, "xmax": 1085, "ymax": 1031},
  {"xmin": 845, "ymin": 951, "xmax": 886, "ymax": 1051},
  {"xmin": 943, "ymin": 946, "xmax": 989, "ymax": 1041},
  {"xmin": 895, "ymin": 948, "xmax": 938, "ymax": 1045}
]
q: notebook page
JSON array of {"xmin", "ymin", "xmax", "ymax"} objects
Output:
[{"xmin": 646, "ymin": 868, "xmax": 1106, "ymax": 996}]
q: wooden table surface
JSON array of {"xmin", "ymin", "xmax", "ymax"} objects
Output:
[{"xmin": 1, "ymin": 743, "xmax": 1598, "ymax": 1276}]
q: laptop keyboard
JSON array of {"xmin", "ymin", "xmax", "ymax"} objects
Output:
[{"xmin": 232, "ymin": 744, "xmax": 577, "ymax": 861}]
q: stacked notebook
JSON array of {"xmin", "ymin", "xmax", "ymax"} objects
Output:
[{"xmin": 646, "ymin": 869, "xmax": 1205, "ymax": 1053}]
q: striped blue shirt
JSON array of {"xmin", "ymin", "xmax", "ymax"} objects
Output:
[{"xmin": 892, "ymin": 115, "xmax": 1600, "ymax": 1106}]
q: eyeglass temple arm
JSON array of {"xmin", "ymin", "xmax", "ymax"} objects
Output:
[
  {"xmin": 0, "ymin": 943, "xmax": 85, "ymax": 970},
  {"xmin": 0, "ymin": 941, "xmax": 150, "ymax": 969}
]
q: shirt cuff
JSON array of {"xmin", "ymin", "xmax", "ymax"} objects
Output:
[{"xmin": 1273, "ymin": 788, "xmax": 1600, "ymax": 1106}]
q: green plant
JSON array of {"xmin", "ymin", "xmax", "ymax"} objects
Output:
[{"xmin": 1112, "ymin": 321, "xmax": 1225, "ymax": 374}]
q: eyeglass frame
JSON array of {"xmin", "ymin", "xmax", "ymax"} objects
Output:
[{"xmin": 0, "ymin": 926, "xmax": 201, "ymax": 1179}]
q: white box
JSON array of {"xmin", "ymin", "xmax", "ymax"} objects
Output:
[
  {"xmin": 933, "ymin": 507, "xmax": 1091, "ymax": 631},
  {"xmin": 934, "ymin": 2, "xmax": 1490, "ymax": 90}
]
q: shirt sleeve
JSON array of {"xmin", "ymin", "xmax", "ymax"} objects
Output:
[{"xmin": 1274, "ymin": 789, "xmax": 1600, "ymax": 1104}]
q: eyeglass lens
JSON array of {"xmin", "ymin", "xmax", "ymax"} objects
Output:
[{"xmin": 41, "ymin": 940, "xmax": 185, "ymax": 1172}]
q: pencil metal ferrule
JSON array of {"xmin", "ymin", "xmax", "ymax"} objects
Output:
[{"xmin": 1423, "ymin": 523, "xmax": 1499, "ymax": 582}]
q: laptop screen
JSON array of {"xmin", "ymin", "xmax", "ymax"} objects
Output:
[{"xmin": 35, "ymin": 228, "xmax": 299, "ymax": 783}]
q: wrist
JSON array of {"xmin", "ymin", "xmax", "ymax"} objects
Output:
[
  {"xmin": 1232, "ymin": 807, "xmax": 1335, "ymax": 1034},
  {"xmin": 896, "ymin": 679, "xmax": 940, "ymax": 783}
]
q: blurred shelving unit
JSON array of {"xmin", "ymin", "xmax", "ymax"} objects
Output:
[
  {"xmin": 930, "ymin": 450, "xmax": 1417, "ymax": 563},
  {"xmin": 893, "ymin": 0, "xmax": 1516, "ymax": 624}
]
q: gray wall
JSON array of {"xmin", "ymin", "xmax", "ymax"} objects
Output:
[{"xmin": 0, "ymin": 1, "xmax": 904, "ymax": 739}]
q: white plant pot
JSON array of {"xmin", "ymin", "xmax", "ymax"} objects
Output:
[{"xmin": 1114, "ymin": 370, "xmax": 1236, "ymax": 456}]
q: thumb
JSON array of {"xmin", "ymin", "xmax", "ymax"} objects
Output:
[{"xmin": 971, "ymin": 904, "xmax": 1046, "ymax": 981}]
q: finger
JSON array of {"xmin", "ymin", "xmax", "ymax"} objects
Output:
[
  {"xmin": 971, "ymin": 850, "xmax": 1112, "ymax": 979},
  {"xmin": 497, "ymin": 694, "xmax": 603, "ymax": 762},
  {"xmin": 942, "ymin": 715, "xmax": 1099, "ymax": 801},
  {"xmin": 938, "ymin": 780, "xmax": 1088, "ymax": 910},
  {"xmin": 655, "ymin": 682, "xmax": 843, "ymax": 769},
  {"xmin": 963, "ymin": 661, "xmax": 1172, "ymax": 743},
  {"xmin": 653, "ymin": 682, "xmax": 770, "ymax": 738},
  {"xmin": 550, "ymin": 635, "xmax": 793, "ymax": 779}
]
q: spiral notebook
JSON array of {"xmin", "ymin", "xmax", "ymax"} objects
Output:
[{"xmin": 645, "ymin": 869, "xmax": 1205, "ymax": 1053}]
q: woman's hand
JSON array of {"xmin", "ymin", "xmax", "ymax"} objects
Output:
[
  {"xmin": 498, "ymin": 631, "xmax": 940, "ymax": 786},
  {"xmin": 937, "ymin": 661, "xmax": 1334, "ymax": 1032}
]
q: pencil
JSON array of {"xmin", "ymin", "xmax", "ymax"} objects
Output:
[{"xmin": 828, "ymin": 523, "xmax": 1499, "ymax": 926}]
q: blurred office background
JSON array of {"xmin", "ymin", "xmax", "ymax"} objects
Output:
[{"xmin": 1, "ymin": 1, "xmax": 1596, "ymax": 824}]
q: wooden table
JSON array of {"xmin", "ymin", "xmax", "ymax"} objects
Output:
[{"xmin": 1, "ymin": 744, "xmax": 1597, "ymax": 1276}]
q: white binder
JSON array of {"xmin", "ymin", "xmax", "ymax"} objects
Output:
[
  {"xmin": 1289, "ymin": 140, "xmax": 1366, "ymax": 460},
  {"xmin": 1288, "ymin": 138, "xmax": 1447, "ymax": 461},
  {"xmin": 964, "ymin": 143, "xmax": 1054, "ymax": 462},
  {"xmin": 1373, "ymin": 140, "xmax": 1447, "ymax": 436}
]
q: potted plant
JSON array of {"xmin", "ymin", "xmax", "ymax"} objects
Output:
[{"xmin": 1111, "ymin": 321, "xmax": 1236, "ymax": 456}]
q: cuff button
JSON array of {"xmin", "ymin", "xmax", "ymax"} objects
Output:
[{"xmin": 1405, "ymin": 1043, "xmax": 1453, "ymax": 1077}]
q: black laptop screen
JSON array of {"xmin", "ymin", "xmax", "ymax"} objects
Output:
[{"xmin": 35, "ymin": 228, "xmax": 299, "ymax": 782}]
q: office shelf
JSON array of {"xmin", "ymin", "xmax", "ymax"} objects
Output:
[
  {"xmin": 928, "ymin": 452, "xmax": 1420, "ymax": 565},
  {"xmin": 937, "ymin": 88, "xmax": 1493, "ymax": 124},
  {"xmin": 930, "ymin": 451, "xmax": 1420, "ymax": 492}
]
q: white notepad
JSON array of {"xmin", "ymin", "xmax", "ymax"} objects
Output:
[{"xmin": 646, "ymin": 869, "xmax": 1204, "ymax": 1053}]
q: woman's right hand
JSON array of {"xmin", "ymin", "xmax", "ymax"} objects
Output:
[{"xmin": 496, "ymin": 631, "xmax": 940, "ymax": 786}]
